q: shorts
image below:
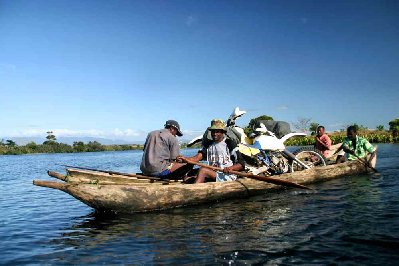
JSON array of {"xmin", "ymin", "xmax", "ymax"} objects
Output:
[
  {"xmin": 216, "ymin": 172, "xmax": 237, "ymax": 182},
  {"xmin": 158, "ymin": 163, "xmax": 173, "ymax": 177}
]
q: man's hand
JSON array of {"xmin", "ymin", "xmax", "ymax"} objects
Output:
[
  {"xmin": 343, "ymin": 146, "xmax": 355, "ymax": 155},
  {"xmin": 175, "ymin": 155, "xmax": 186, "ymax": 163},
  {"xmin": 315, "ymin": 136, "xmax": 327, "ymax": 148},
  {"xmin": 223, "ymin": 163, "xmax": 243, "ymax": 174},
  {"xmin": 222, "ymin": 166, "xmax": 234, "ymax": 174}
]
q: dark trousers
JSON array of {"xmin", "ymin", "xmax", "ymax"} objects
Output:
[{"xmin": 163, "ymin": 164, "xmax": 197, "ymax": 180}]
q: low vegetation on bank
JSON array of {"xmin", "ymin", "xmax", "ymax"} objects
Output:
[
  {"xmin": 285, "ymin": 130, "xmax": 399, "ymax": 146},
  {"xmin": 0, "ymin": 131, "xmax": 143, "ymax": 155},
  {"xmin": 0, "ymin": 140, "xmax": 144, "ymax": 155}
]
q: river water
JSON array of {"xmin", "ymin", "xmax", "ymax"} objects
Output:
[{"xmin": 1, "ymin": 144, "xmax": 399, "ymax": 265}]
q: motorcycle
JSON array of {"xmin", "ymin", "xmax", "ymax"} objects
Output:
[{"xmin": 187, "ymin": 107, "xmax": 327, "ymax": 176}]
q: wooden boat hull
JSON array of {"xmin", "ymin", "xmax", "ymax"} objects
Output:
[
  {"xmin": 58, "ymin": 168, "xmax": 166, "ymax": 185},
  {"xmin": 33, "ymin": 159, "xmax": 377, "ymax": 213}
]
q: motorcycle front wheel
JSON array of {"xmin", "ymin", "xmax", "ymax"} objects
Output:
[{"xmin": 290, "ymin": 147, "xmax": 327, "ymax": 172}]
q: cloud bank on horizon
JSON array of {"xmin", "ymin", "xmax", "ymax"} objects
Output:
[{"xmin": 0, "ymin": 128, "xmax": 207, "ymax": 142}]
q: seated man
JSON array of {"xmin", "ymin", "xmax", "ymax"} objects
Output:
[
  {"xmin": 314, "ymin": 125, "xmax": 332, "ymax": 158},
  {"xmin": 140, "ymin": 120, "xmax": 193, "ymax": 179},
  {"xmin": 178, "ymin": 119, "xmax": 245, "ymax": 183},
  {"xmin": 336, "ymin": 125, "xmax": 377, "ymax": 164}
]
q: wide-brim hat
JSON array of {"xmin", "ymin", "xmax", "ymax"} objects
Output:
[
  {"xmin": 165, "ymin": 120, "xmax": 183, "ymax": 136},
  {"xmin": 209, "ymin": 119, "xmax": 227, "ymax": 132}
]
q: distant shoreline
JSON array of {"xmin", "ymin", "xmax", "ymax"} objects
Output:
[
  {"xmin": 1, "ymin": 130, "xmax": 397, "ymax": 156},
  {"xmin": 0, "ymin": 141, "xmax": 145, "ymax": 156}
]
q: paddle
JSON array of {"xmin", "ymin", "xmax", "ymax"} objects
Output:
[
  {"xmin": 182, "ymin": 159, "xmax": 311, "ymax": 190},
  {"xmin": 61, "ymin": 165, "xmax": 167, "ymax": 181},
  {"xmin": 351, "ymin": 153, "xmax": 378, "ymax": 173},
  {"xmin": 341, "ymin": 144, "xmax": 378, "ymax": 173}
]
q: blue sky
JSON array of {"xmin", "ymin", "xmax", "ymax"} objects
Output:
[{"xmin": 1, "ymin": 0, "xmax": 398, "ymax": 142}]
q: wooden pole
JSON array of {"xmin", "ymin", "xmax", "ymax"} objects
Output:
[
  {"xmin": 183, "ymin": 159, "xmax": 311, "ymax": 190},
  {"xmin": 353, "ymin": 153, "xmax": 378, "ymax": 173},
  {"xmin": 62, "ymin": 165, "xmax": 166, "ymax": 181},
  {"xmin": 48, "ymin": 170, "xmax": 68, "ymax": 181},
  {"xmin": 33, "ymin": 180, "xmax": 67, "ymax": 190}
]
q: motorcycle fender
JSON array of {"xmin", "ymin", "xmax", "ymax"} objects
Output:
[
  {"xmin": 280, "ymin": 132, "xmax": 307, "ymax": 143},
  {"xmin": 187, "ymin": 135, "xmax": 203, "ymax": 147}
]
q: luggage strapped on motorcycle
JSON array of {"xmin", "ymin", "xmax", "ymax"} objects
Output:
[{"xmin": 255, "ymin": 120, "xmax": 291, "ymax": 139}]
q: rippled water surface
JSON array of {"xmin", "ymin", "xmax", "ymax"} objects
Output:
[{"xmin": 1, "ymin": 144, "xmax": 399, "ymax": 265}]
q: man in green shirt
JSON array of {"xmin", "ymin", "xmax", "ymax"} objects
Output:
[{"xmin": 341, "ymin": 126, "xmax": 377, "ymax": 162}]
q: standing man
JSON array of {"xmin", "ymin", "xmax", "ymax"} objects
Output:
[
  {"xmin": 314, "ymin": 125, "xmax": 332, "ymax": 158},
  {"xmin": 178, "ymin": 119, "xmax": 245, "ymax": 183},
  {"xmin": 140, "ymin": 120, "xmax": 192, "ymax": 179}
]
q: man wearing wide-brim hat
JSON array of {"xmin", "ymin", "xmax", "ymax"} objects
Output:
[
  {"xmin": 208, "ymin": 118, "xmax": 228, "ymax": 132},
  {"xmin": 178, "ymin": 119, "xmax": 245, "ymax": 183},
  {"xmin": 140, "ymin": 120, "xmax": 193, "ymax": 179}
]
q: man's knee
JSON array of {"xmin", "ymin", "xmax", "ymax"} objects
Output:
[{"xmin": 336, "ymin": 155, "xmax": 345, "ymax": 164}]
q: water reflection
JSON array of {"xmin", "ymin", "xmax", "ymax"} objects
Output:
[
  {"xmin": 43, "ymin": 190, "xmax": 315, "ymax": 264},
  {"xmin": 45, "ymin": 179, "xmax": 397, "ymax": 265}
]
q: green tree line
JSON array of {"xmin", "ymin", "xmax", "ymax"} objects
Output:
[
  {"xmin": 0, "ymin": 140, "xmax": 144, "ymax": 155},
  {"xmin": 284, "ymin": 130, "xmax": 399, "ymax": 146},
  {"xmin": 0, "ymin": 131, "xmax": 144, "ymax": 155}
]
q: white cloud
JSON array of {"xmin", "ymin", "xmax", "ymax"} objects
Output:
[
  {"xmin": 0, "ymin": 128, "xmax": 206, "ymax": 142},
  {"xmin": 110, "ymin": 128, "xmax": 141, "ymax": 137},
  {"xmin": 276, "ymin": 105, "xmax": 288, "ymax": 110},
  {"xmin": 1, "ymin": 128, "xmax": 143, "ymax": 139}
]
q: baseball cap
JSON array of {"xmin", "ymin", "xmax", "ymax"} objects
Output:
[{"xmin": 165, "ymin": 120, "xmax": 183, "ymax": 137}]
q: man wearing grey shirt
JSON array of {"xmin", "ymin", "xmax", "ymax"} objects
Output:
[{"xmin": 140, "ymin": 120, "xmax": 192, "ymax": 179}]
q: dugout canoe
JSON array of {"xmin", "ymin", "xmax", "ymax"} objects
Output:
[
  {"xmin": 33, "ymin": 158, "xmax": 377, "ymax": 214},
  {"xmin": 46, "ymin": 142, "xmax": 348, "ymax": 186}
]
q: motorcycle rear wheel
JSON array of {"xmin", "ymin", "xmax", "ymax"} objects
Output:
[{"xmin": 290, "ymin": 147, "xmax": 327, "ymax": 172}]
